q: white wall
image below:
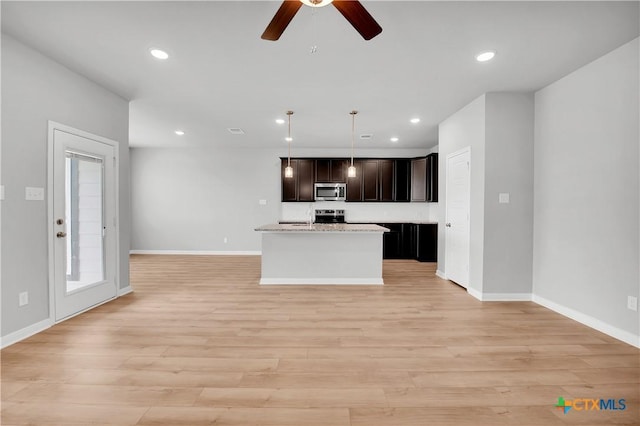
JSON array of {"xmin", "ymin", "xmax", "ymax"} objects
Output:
[
  {"xmin": 483, "ymin": 93, "xmax": 534, "ymax": 295},
  {"xmin": 1, "ymin": 35, "xmax": 130, "ymax": 338},
  {"xmin": 437, "ymin": 95, "xmax": 486, "ymax": 294},
  {"xmin": 438, "ymin": 93, "xmax": 535, "ymax": 298},
  {"xmin": 130, "ymin": 147, "xmax": 436, "ymax": 252},
  {"xmin": 533, "ymin": 38, "xmax": 639, "ymax": 343}
]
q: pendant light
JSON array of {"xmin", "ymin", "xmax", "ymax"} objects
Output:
[
  {"xmin": 347, "ymin": 110, "xmax": 358, "ymax": 178},
  {"xmin": 284, "ymin": 111, "xmax": 294, "ymax": 178}
]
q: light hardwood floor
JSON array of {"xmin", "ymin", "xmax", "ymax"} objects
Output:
[{"xmin": 1, "ymin": 255, "xmax": 638, "ymax": 425}]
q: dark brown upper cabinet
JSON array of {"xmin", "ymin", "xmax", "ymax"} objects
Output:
[
  {"xmin": 362, "ymin": 160, "xmax": 379, "ymax": 201},
  {"xmin": 316, "ymin": 159, "xmax": 348, "ymax": 183},
  {"xmin": 346, "ymin": 160, "xmax": 363, "ymax": 202},
  {"xmin": 281, "ymin": 158, "xmax": 315, "ymax": 202},
  {"xmin": 378, "ymin": 159, "xmax": 394, "ymax": 202},
  {"xmin": 411, "ymin": 157, "xmax": 427, "ymax": 202},
  {"xmin": 426, "ymin": 153, "xmax": 438, "ymax": 202},
  {"xmin": 394, "ymin": 159, "xmax": 411, "ymax": 202},
  {"xmin": 281, "ymin": 155, "xmax": 434, "ymax": 202},
  {"xmin": 411, "ymin": 154, "xmax": 438, "ymax": 202}
]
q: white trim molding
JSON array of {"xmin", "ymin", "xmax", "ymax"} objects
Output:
[
  {"xmin": 467, "ymin": 287, "xmax": 482, "ymax": 300},
  {"xmin": 435, "ymin": 270, "xmax": 447, "ymax": 279},
  {"xmin": 118, "ymin": 286, "xmax": 133, "ymax": 296},
  {"xmin": 259, "ymin": 278, "xmax": 384, "ymax": 285},
  {"xmin": 533, "ymin": 294, "xmax": 640, "ymax": 348},
  {"xmin": 130, "ymin": 250, "xmax": 261, "ymax": 256},
  {"xmin": 0, "ymin": 318, "xmax": 53, "ymax": 349}
]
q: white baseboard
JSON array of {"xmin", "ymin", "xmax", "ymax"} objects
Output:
[
  {"xmin": 118, "ymin": 285, "xmax": 133, "ymax": 296},
  {"xmin": 260, "ymin": 278, "xmax": 384, "ymax": 285},
  {"xmin": 435, "ymin": 270, "xmax": 446, "ymax": 279},
  {"xmin": 467, "ymin": 287, "xmax": 483, "ymax": 300},
  {"xmin": 0, "ymin": 318, "xmax": 53, "ymax": 349},
  {"xmin": 130, "ymin": 250, "xmax": 261, "ymax": 255},
  {"xmin": 479, "ymin": 292, "xmax": 532, "ymax": 302},
  {"xmin": 533, "ymin": 294, "xmax": 640, "ymax": 348}
]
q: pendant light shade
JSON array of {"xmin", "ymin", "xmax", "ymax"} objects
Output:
[
  {"xmin": 348, "ymin": 110, "xmax": 358, "ymax": 178},
  {"xmin": 284, "ymin": 110, "xmax": 294, "ymax": 179}
]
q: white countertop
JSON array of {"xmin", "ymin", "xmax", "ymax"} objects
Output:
[{"xmin": 256, "ymin": 223, "xmax": 388, "ymax": 232}]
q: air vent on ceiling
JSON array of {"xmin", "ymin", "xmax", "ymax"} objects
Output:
[
  {"xmin": 227, "ymin": 128, "xmax": 245, "ymax": 135},
  {"xmin": 360, "ymin": 134, "xmax": 373, "ymax": 140}
]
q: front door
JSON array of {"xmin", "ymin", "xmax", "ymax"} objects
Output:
[
  {"xmin": 50, "ymin": 123, "xmax": 118, "ymax": 321},
  {"xmin": 445, "ymin": 147, "xmax": 470, "ymax": 288}
]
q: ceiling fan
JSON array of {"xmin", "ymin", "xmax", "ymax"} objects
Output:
[{"xmin": 261, "ymin": 0, "xmax": 382, "ymax": 41}]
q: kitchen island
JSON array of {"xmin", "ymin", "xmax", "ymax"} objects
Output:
[{"xmin": 255, "ymin": 223, "xmax": 388, "ymax": 285}]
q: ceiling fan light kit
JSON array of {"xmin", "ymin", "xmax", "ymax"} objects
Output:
[{"xmin": 261, "ymin": 0, "xmax": 382, "ymax": 41}]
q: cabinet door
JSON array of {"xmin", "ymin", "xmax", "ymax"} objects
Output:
[
  {"xmin": 381, "ymin": 223, "xmax": 402, "ymax": 259},
  {"xmin": 315, "ymin": 159, "xmax": 330, "ymax": 182},
  {"xmin": 281, "ymin": 159, "xmax": 297, "ymax": 202},
  {"xmin": 378, "ymin": 160, "xmax": 394, "ymax": 202},
  {"xmin": 346, "ymin": 160, "xmax": 363, "ymax": 202},
  {"xmin": 426, "ymin": 153, "xmax": 438, "ymax": 202},
  {"xmin": 411, "ymin": 157, "xmax": 427, "ymax": 202},
  {"xmin": 394, "ymin": 159, "xmax": 411, "ymax": 202},
  {"xmin": 416, "ymin": 223, "xmax": 438, "ymax": 262},
  {"xmin": 331, "ymin": 159, "xmax": 347, "ymax": 182},
  {"xmin": 362, "ymin": 160, "xmax": 379, "ymax": 201},
  {"xmin": 297, "ymin": 159, "xmax": 315, "ymax": 201}
]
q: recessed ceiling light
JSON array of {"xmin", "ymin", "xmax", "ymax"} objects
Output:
[
  {"xmin": 174, "ymin": 130, "xmax": 185, "ymax": 136},
  {"xmin": 150, "ymin": 48, "xmax": 169, "ymax": 60},
  {"xmin": 285, "ymin": 137, "xmax": 293, "ymax": 142},
  {"xmin": 476, "ymin": 51, "xmax": 496, "ymax": 62},
  {"xmin": 275, "ymin": 119, "xmax": 285, "ymax": 124},
  {"xmin": 410, "ymin": 118, "xmax": 420, "ymax": 124},
  {"xmin": 390, "ymin": 137, "xmax": 399, "ymax": 143}
]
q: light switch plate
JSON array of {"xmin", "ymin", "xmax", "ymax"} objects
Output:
[
  {"xmin": 498, "ymin": 193, "xmax": 510, "ymax": 204},
  {"xmin": 25, "ymin": 187, "xmax": 45, "ymax": 201},
  {"xmin": 628, "ymin": 296, "xmax": 638, "ymax": 311},
  {"xmin": 259, "ymin": 199, "xmax": 267, "ymax": 205}
]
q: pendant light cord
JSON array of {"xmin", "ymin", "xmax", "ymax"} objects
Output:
[
  {"xmin": 350, "ymin": 110, "xmax": 357, "ymax": 167},
  {"xmin": 287, "ymin": 111, "xmax": 293, "ymax": 167}
]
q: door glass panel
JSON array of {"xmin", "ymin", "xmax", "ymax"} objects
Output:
[{"xmin": 65, "ymin": 151, "xmax": 105, "ymax": 293}]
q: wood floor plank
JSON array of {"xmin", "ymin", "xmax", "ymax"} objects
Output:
[{"xmin": 1, "ymin": 255, "xmax": 638, "ymax": 426}]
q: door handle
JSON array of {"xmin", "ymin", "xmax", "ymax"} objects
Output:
[
  {"xmin": 56, "ymin": 231, "xmax": 67, "ymax": 238},
  {"xmin": 445, "ymin": 223, "xmax": 451, "ymax": 227}
]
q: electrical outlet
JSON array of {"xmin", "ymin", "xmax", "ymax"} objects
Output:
[
  {"xmin": 19, "ymin": 291, "xmax": 29, "ymax": 307},
  {"xmin": 627, "ymin": 296, "xmax": 638, "ymax": 312},
  {"xmin": 223, "ymin": 237, "xmax": 228, "ymax": 244}
]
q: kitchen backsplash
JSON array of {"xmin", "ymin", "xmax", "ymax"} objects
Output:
[{"xmin": 280, "ymin": 201, "xmax": 438, "ymax": 223}]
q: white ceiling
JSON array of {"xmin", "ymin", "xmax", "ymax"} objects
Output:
[{"xmin": 2, "ymin": 1, "xmax": 638, "ymax": 149}]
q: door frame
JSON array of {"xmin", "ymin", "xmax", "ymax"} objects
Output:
[
  {"xmin": 444, "ymin": 146, "xmax": 471, "ymax": 287},
  {"xmin": 47, "ymin": 121, "xmax": 121, "ymax": 323}
]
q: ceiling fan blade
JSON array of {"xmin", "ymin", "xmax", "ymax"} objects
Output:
[
  {"xmin": 332, "ymin": 0, "xmax": 382, "ymax": 40},
  {"xmin": 261, "ymin": 0, "xmax": 303, "ymax": 41}
]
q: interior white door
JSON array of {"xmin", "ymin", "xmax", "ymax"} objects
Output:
[
  {"xmin": 445, "ymin": 147, "xmax": 470, "ymax": 288},
  {"xmin": 51, "ymin": 127, "xmax": 117, "ymax": 321}
]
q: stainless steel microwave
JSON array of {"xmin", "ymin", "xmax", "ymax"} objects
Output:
[{"xmin": 314, "ymin": 183, "xmax": 346, "ymax": 201}]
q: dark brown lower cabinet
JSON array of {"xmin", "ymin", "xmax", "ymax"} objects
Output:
[
  {"xmin": 379, "ymin": 223, "xmax": 437, "ymax": 261},
  {"xmin": 415, "ymin": 223, "xmax": 437, "ymax": 262}
]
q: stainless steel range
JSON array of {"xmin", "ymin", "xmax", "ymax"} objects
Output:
[{"xmin": 314, "ymin": 209, "xmax": 345, "ymax": 224}]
